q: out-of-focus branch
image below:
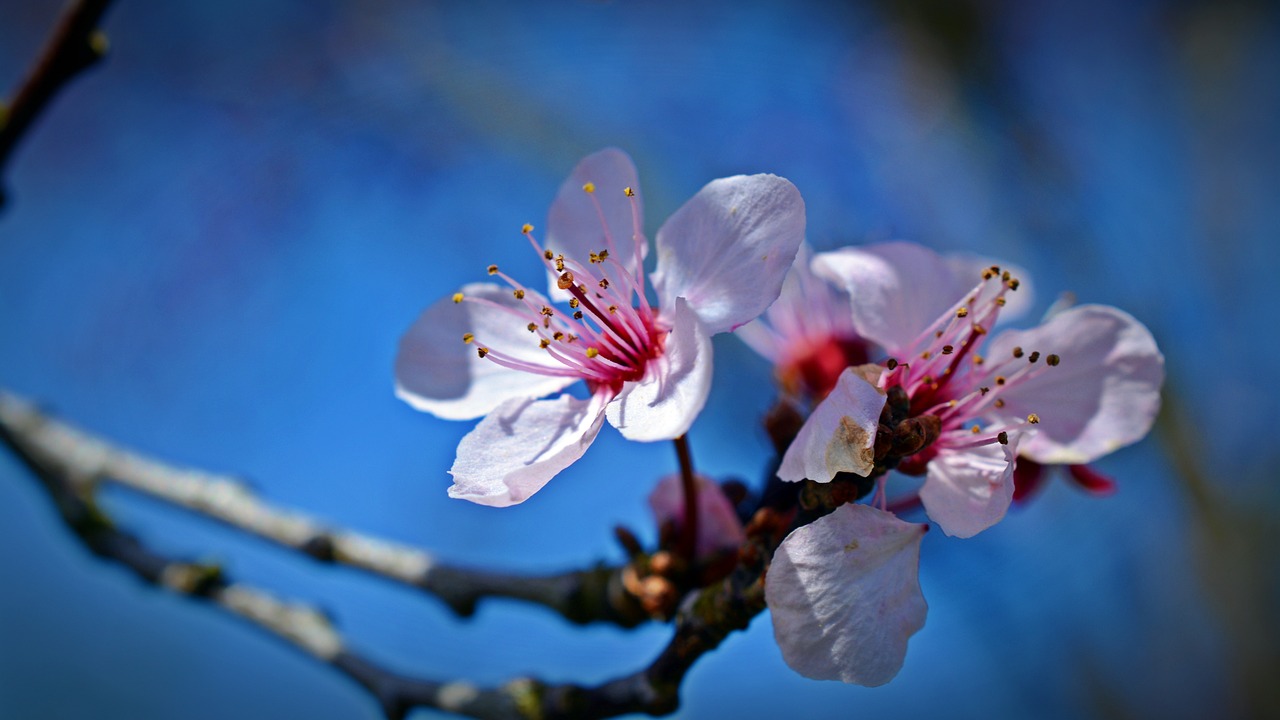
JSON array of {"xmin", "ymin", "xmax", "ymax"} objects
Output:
[
  {"xmin": 0, "ymin": 390, "xmax": 650, "ymax": 627},
  {"xmin": 2, "ymin": 387, "xmax": 793, "ymax": 719},
  {"xmin": 0, "ymin": 0, "xmax": 115, "ymax": 208}
]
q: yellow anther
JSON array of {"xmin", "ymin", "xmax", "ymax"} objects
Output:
[
  {"xmin": 541, "ymin": 306, "xmax": 554, "ymax": 316},
  {"xmin": 555, "ymin": 256, "xmax": 566, "ymax": 272},
  {"xmin": 1046, "ymin": 354, "xmax": 1061, "ymax": 366},
  {"xmin": 566, "ymin": 334, "xmax": 578, "ymax": 343},
  {"xmin": 583, "ymin": 182, "xmax": 596, "ymax": 193},
  {"xmin": 957, "ymin": 307, "xmax": 969, "ymax": 318},
  {"xmin": 1027, "ymin": 413, "xmax": 1040, "ymax": 424},
  {"xmin": 982, "ymin": 269, "xmax": 995, "ymax": 280},
  {"xmin": 921, "ymin": 351, "xmax": 932, "ymax": 360},
  {"xmin": 624, "ymin": 187, "xmax": 635, "ymax": 197},
  {"xmin": 557, "ymin": 271, "xmax": 575, "ymax": 290},
  {"xmin": 477, "ymin": 347, "xmax": 489, "ymax": 358},
  {"xmin": 452, "ymin": 292, "xmax": 464, "ymax": 304},
  {"xmin": 994, "ymin": 398, "xmax": 1005, "ymax": 408},
  {"xmin": 1002, "ymin": 270, "xmax": 1011, "ymax": 282},
  {"xmin": 1009, "ymin": 278, "xmax": 1021, "ymax": 291},
  {"xmin": 973, "ymin": 355, "xmax": 985, "ymax": 365},
  {"xmin": 544, "ymin": 249, "xmax": 554, "ymax": 260},
  {"xmin": 553, "ymin": 331, "xmax": 565, "ymax": 341},
  {"xmin": 586, "ymin": 347, "xmax": 600, "ymax": 358},
  {"xmin": 589, "ymin": 252, "xmax": 600, "ymax": 264},
  {"xmin": 1012, "ymin": 346, "xmax": 1024, "ymax": 358},
  {"xmin": 598, "ymin": 278, "xmax": 610, "ymax": 289},
  {"xmin": 608, "ymin": 305, "xmax": 618, "ymax": 314},
  {"xmin": 522, "ymin": 223, "xmax": 534, "ymax": 234},
  {"xmin": 972, "ymin": 425, "xmax": 981, "ymax": 434},
  {"xmin": 996, "ymin": 376, "xmax": 1007, "ymax": 386},
  {"xmin": 513, "ymin": 289, "xmax": 526, "ymax": 300},
  {"xmin": 996, "ymin": 297, "xmax": 1007, "ymax": 307},
  {"xmin": 527, "ymin": 323, "xmax": 537, "ymax": 332},
  {"xmin": 573, "ymin": 311, "xmax": 584, "ymax": 319},
  {"xmin": 462, "ymin": 333, "xmax": 474, "ymax": 344},
  {"xmin": 539, "ymin": 338, "xmax": 550, "ymax": 349},
  {"xmin": 487, "ymin": 264, "xmax": 499, "ymax": 275},
  {"xmin": 568, "ymin": 297, "xmax": 580, "ymax": 309},
  {"xmin": 973, "ymin": 324, "xmax": 988, "ymax": 335},
  {"xmin": 598, "ymin": 249, "xmax": 609, "ymax": 260}
]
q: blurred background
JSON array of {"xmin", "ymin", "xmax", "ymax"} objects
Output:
[{"xmin": 1, "ymin": 0, "xmax": 1277, "ymax": 718}]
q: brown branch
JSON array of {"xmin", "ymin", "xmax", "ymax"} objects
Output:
[
  {"xmin": 0, "ymin": 389, "xmax": 651, "ymax": 628},
  {"xmin": 0, "ymin": 0, "xmax": 116, "ymax": 209}
]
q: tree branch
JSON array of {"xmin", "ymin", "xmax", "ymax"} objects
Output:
[
  {"xmin": 0, "ymin": 0, "xmax": 116, "ymax": 209},
  {"xmin": 0, "ymin": 389, "xmax": 651, "ymax": 627}
]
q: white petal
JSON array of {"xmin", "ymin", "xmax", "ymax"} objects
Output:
[
  {"xmin": 647, "ymin": 473, "xmax": 746, "ymax": 557},
  {"xmin": 986, "ymin": 305, "xmax": 1164, "ymax": 464},
  {"xmin": 545, "ymin": 148, "xmax": 645, "ymax": 300},
  {"xmin": 777, "ymin": 367, "xmax": 887, "ymax": 483},
  {"xmin": 813, "ymin": 242, "xmax": 973, "ymax": 354},
  {"xmin": 447, "ymin": 392, "xmax": 609, "ymax": 507},
  {"xmin": 919, "ymin": 435, "xmax": 1021, "ymax": 538},
  {"xmin": 767, "ymin": 504, "xmax": 928, "ymax": 687},
  {"xmin": 395, "ymin": 283, "xmax": 577, "ymax": 420},
  {"xmin": 735, "ymin": 244, "xmax": 857, "ymax": 364},
  {"xmin": 651, "ymin": 174, "xmax": 805, "ymax": 335},
  {"xmin": 605, "ymin": 298, "xmax": 713, "ymax": 442}
]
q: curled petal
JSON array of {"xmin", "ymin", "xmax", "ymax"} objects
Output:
[
  {"xmin": 545, "ymin": 148, "xmax": 645, "ymax": 300},
  {"xmin": 767, "ymin": 504, "xmax": 928, "ymax": 686},
  {"xmin": 395, "ymin": 283, "xmax": 577, "ymax": 420},
  {"xmin": 448, "ymin": 392, "xmax": 609, "ymax": 507},
  {"xmin": 648, "ymin": 473, "xmax": 746, "ymax": 557},
  {"xmin": 605, "ymin": 298, "xmax": 712, "ymax": 442},
  {"xmin": 919, "ymin": 435, "xmax": 1021, "ymax": 538},
  {"xmin": 813, "ymin": 242, "xmax": 973, "ymax": 354},
  {"xmin": 986, "ymin": 305, "xmax": 1164, "ymax": 464},
  {"xmin": 652, "ymin": 174, "xmax": 805, "ymax": 335},
  {"xmin": 778, "ymin": 367, "xmax": 887, "ymax": 483}
]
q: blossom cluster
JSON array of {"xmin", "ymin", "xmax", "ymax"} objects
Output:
[{"xmin": 395, "ymin": 149, "xmax": 1163, "ymax": 686}]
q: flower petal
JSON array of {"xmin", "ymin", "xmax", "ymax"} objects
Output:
[
  {"xmin": 545, "ymin": 148, "xmax": 645, "ymax": 300},
  {"xmin": 648, "ymin": 473, "xmax": 746, "ymax": 558},
  {"xmin": 651, "ymin": 174, "xmax": 805, "ymax": 335},
  {"xmin": 813, "ymin": 242, "xmax": 973, "ymax": 354},
  {"xmin": 986, "ymin": 305, "xmax": 1164, "ymax": 464},
  {"xmin": 605, "ymin": 298, "xmax": 712, "ymax": 442},
  {"xmin": 395, "ymin": 282, "xmax": 577, "ymax": 420},
  {"xmin": 777, "ymin": 367, "xmax": 887, "ymax": 483},
  {"xmin": 766, "ymin": 503, "xmax": 928, "ymax": 687},
  {"xmin": 736, "ymin": 244, "xmax": 857, "ymax": 365},
  {"xmin": 919, "ymin": 434, "xmax": 1021, "ymax": 538},
  {"xmin": 447, "ymin": 392, "xmax": 609, "ymax": 507}
]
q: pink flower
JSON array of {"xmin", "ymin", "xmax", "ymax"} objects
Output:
[
  {"xmin": 735, "ymin": 245, "xmax": 869, "ymax": 399},
  {"xmin": 395, "ymin": 149, "xmax": 805, "ymax": 506},
  {"xmin": 768, "ymin": 240, "xmax": 1164, "ymax": 684},
  {"xmin": 647, "ymin": 473, "xmax": 745, "ymax": 559}
]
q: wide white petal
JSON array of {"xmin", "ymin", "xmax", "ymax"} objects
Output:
[
  {"xmin": 919, "ymin": 436, "xmax": 1020, "ymax": 538},
  {"xmin": 395, "ymin": 283, "xmax": 578, "ymax": 420},
  {"xmin": 651, "ymin": 174, "xmax": 805, "ymax": 335},
  {"xmin": 447, "ymin": 392, "xmax": 608, "ymax": 507},
  {"xmin": 813, "ymin": 242, "xmax": 972, "ymax": 354},
  {"xmin": 545, "ymin": 148, "xmax": 645, "ymax": 300},
  {"xmin": 986, "ymin": 305, "xmax": 1164, "ymax": 464},
  {"xmin": 777, "ymin": 367, "xmax": 887, "ymax": 483},
  {"xmin": 767, "ymin": 504, "xmax": 928, "ymax": 687},
  {"xmin": 647, "ymin": 473, "xmax": 746, "ymax": 557},
  {"xmin": 605, "ymin": 298, "xmax": 712, "ymax": 442}
]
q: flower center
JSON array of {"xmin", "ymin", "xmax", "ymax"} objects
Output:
[
  {"xmin": 876, "ymin": 266, "xmax": 1056, "ymax": 475},
  {"xmin": 456, "ymin": 184, "xmax": 663, "ymax": 392}
]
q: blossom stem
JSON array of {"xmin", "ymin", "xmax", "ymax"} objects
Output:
[{"xmin": 672, "ymin": 434, "xmax": 699, "ymax": 567}]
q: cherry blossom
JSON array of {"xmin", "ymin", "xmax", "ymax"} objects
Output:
[
  {"xmin": 396, "ymin": 149, "xmax": 804, "ymax": 506},
  {"xmin": 766, "ymin": 240, "xmax": 1163, "ymax": 685}
]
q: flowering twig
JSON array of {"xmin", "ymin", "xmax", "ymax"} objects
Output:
[
  {"xmin": 0, "ymin": 0, "xmax": 116, "ymax": 208},
  {"xmin": 0, "ymin": 390, "xmax": 649, "ymax": 627}
]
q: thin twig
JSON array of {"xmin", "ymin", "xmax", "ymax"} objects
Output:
[
  {"xmin": 0, "ymin": 0, "xmax": 116, "ymax": 208},
  {"xmin": 672, "ymin": 434, "xmax": 699, "ymax": 567},
  {"xmin": 0, "ymin": 390, "xmax": 651, "ymax": 627}
]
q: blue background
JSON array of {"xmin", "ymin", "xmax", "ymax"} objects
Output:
[{"xmin": 1, "ymin": 1, "xmax": 1277, "ymax": 718}]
